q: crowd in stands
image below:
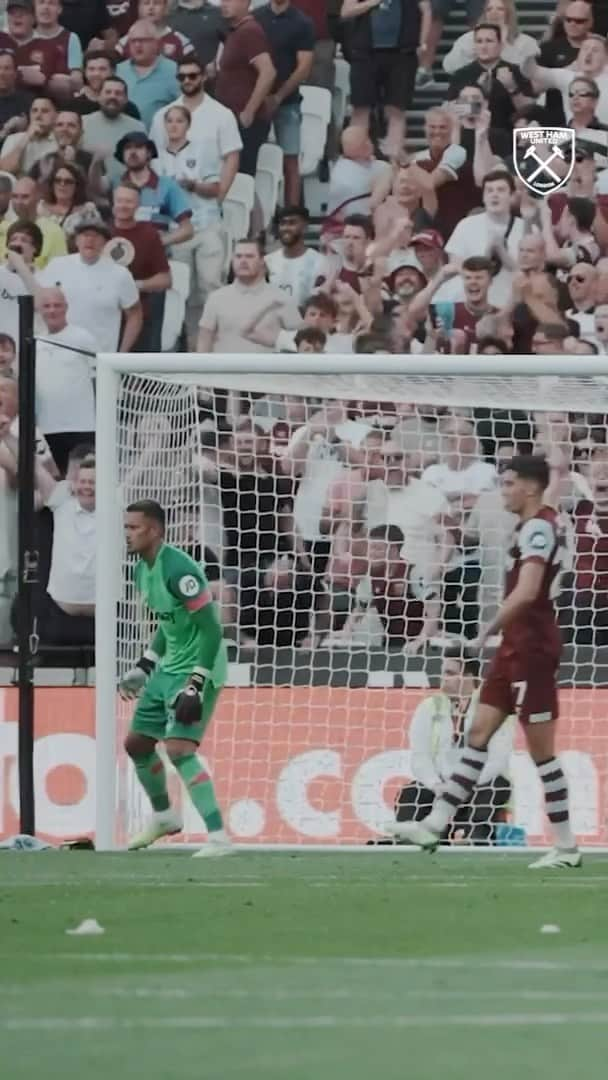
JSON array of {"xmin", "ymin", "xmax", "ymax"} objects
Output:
[{"xmin": 1, "ymin": 0, "xmax": 608, "ymax": 658}]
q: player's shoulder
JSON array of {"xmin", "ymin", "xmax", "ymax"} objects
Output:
[
  {"xmin": 161, "ymin": 544, "xmax": 203, "ymax": 578},
  {"xmin": 517, "ymin": 508, "xmax": 558, "ymax": 558},
  {"xmin": 161, "ymin": 545, "xmax": 207, "ymax": 596}
]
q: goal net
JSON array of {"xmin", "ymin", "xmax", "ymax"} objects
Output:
[{"xmin": 95, "ymin": 355, "xmax": 608, "ymax": 851}]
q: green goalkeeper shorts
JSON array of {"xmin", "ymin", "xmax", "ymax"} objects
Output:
[{"xmin": 130, "ymin": 668, "xmax": 221, "ymax": 744}]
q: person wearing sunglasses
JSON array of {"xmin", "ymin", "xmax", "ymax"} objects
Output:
[
  {"xmin": 149, "ymin": 55, "xmax": 243, "ymax": 168},
  {"xmin": 566, "ymin": 261, "xmax": 597, "ymax": 336},
  {"xmin": 524, "ymin": 33, "xmax": 608, "ymax": 125},
  {"xmin": 567, "ymin": 75, "xmax": 608, "ymax": 132},
  {"xmin": 536, "ymin": 1, "xmax": 593, "ymax": 125}
]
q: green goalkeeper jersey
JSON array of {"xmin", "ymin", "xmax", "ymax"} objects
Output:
[{"xmin": 134, "ymin": 544, "xmax": 227, "ymax": 685}]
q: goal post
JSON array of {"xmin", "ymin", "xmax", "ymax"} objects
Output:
[{"xmin": 95, "ymin": 353, "xmax": 608, "ymax": 852}]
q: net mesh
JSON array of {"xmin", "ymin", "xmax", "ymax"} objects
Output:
[{"xmin": 109, "ymin": 369, "xmax": 608, "ymax": 848}]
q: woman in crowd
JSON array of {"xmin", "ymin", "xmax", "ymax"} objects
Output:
[{"xmin": 38, "ymin": 162, "xmax": 99, "ymax": 243}]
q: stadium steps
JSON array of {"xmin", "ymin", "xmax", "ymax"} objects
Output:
[{"xmin": 407, "ymin": 0, "xmax": 555, "ymax": 150}]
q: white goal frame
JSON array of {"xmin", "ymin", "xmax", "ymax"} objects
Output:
[{"xmin": 95, "ymin": 353, "xmax": 608, "ymax": 852}]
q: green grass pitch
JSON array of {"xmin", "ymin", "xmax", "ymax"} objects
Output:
[{"xmin": 2, "ymin": 851, "xmax": 608, "ymax": 1079}]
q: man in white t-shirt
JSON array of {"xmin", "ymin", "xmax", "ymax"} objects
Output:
[
  {"xmin": 198, "ymin": 237, "xmax": 301, "ymax": 353},
  {"xmin": 444, "ymin": 170, "xmax": 524, "ymax": 307},
  {"xmin": 366, "ymin": 441, "xmax": 450, "ymax": 580},
  {"xmin": 150, "ymin": 54, "xmax": 243, "ymax": 154},
  {"xmin": 265, "ymin": 206, "xmax": 324, "ymax": 307},
  {"xmin": 422, "ymin": 414, "xmax": 497, "ymax": 638},
  {"xmin": 324, "ymin": 125, "xmax": 391, "ymax": 228},
  {"xmin": 35, "ymin": 451, "xmax": 97, "ymax": 646},
  {"xmin": 36, "ymin": 287, "xmax": 96, "ymax": 476},
  {"xmin": 153, "ymin": 66, "xmax": 242, "ymax": 345},
  {"xmin": 525, "ymin": 35, "xmax": 608, "ymax": 126},
  {"xmin": 37, "ymin": 221, "xmax": 142, "ymax": 354}
]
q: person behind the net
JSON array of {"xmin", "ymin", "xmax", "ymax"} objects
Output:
[
  {"xmin": 119, "ymin": 498, "xmax": 232, "ymax": 857},
  {"xmin": 390, "ymin": 454, "xmax": 582, "ymax": 870}
]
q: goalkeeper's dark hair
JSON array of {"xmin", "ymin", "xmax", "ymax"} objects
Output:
[
  {"xmin": 443, "ymin": 645, "xmax": 480, "ymax": 680},
  {"xmin": 126, "ymin": 498, "xmax": 166, "ymax": 529},
  {"xmin": 507, "ymin": 453, "xmax": 550, "ymax": 490}
]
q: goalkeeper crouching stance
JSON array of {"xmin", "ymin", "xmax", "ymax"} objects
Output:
[{"xmin": 120, "ymin": 499, "xmax": 231, "ymax": 858}]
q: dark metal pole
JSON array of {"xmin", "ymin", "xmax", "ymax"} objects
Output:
[{"xmin": 17, "ymin": 294, "xmax": 38, "ymax": 836}]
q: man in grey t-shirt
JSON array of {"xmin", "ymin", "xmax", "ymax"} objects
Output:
[{"xmin": 82, "ymin": 75, "xmax": 145, "ymax": 180}]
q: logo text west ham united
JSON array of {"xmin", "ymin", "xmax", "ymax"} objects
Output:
[{"xmin": 513, "ymin": 127, "xmax": 575, "ymax": 196}]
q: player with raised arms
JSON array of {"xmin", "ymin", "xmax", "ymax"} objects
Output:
[
  {"xmin": 392, "ymin": 455, "xmax": 581, "ymax": 869},
  {"xmin": 119, "ymin": 499, "xmax": 231, "ymax": 857}
]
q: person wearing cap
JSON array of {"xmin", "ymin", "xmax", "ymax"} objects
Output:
[
  {"xmin": 114, "ymin": 129, "xmax": 193, "ymax": 247},
  {"xmin": 410, "ymin": 228, "xmax": 445, "ymax": 280},
  {"xmin": 116, "ymin": 20, "xmax": 180, "ymax": 130},
  {"xmin": 37, "ymin": 218, "xmax": 143, "ymax": 353},
  {"xmin": 0, "ymin": 1, "xmax": 42, "ymax": 93},
  {"xmin": 265, "ymin": 206, "xmax": 324, "ymax": 307}
]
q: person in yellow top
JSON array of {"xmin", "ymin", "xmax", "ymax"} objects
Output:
[{"xmin": 0, "ymin": 176, "xmax": 67, "ymax": 269}]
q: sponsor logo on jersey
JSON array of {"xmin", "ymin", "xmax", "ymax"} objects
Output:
[
  {"xmin": 530, "ymin": 530, "xmax": 549, "ymax": 550},
  {"xmin": 178, "ymin": 574, "xmax": 200, "ymax": 598}
]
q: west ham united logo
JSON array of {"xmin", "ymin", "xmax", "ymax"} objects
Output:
[{"xmin": 513, "ymin": 127, "xmax": 575, "ymax": 196}]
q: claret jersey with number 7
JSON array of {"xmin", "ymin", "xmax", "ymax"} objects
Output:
[
  {"xmin": 134, "ymin": 544, "xmax": 227, "ymax": 683},
  {"xmin": 502, "ymin": 505, "xmax": 565, "ymax": 660}
]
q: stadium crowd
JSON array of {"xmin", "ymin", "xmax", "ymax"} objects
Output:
[{"xmin": 1, "ymin": 0, "xmax": 608, "ymax": 667}]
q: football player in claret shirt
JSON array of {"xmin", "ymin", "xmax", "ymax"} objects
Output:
[
  {"xmin": 120, "ymin": 499, "xmax": 231, "ymax": 857},
  {"xmin": 392, "ymin": 455, "xmax": 582, "ymax": 869}
]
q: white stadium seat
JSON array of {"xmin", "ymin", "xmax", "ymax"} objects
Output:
[
  {"xmin": 222, "ymin": 172, "xmax": 256, "ymax": 262},
  {"xmin": 255, "ymin": 143, "xmax": 284, "ymax": 228},
  {"xmin": 300, "ymin": 85, "xmax": 332, "ymax": 178},
  {"xmin": 161, "ymin": 259, "xmax": 190, "ymax": 352},
  {"xmin": 332, "ymin": 57, "xmax": 351, "ymax": 132}
]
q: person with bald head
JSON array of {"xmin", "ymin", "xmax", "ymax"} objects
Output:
[
  {"xmin": 116, "ymin": 19, "xmax": 180, "ymax": 129},
  {"xmin": 35, "ymin": 286, "xmax": 96, "ymax": 475},
  {"xmin": 323, "ymin": 125, "xmax": 391, "ymax": 242},
  {"xmin": 0, "ymin": 175, "xmax": 67, "ymax": 268}
]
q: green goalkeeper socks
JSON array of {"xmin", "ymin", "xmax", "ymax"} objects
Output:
[
  {"xmin": 172, "ymin": 754, "xmax": 224, "ymax": 834},
  {"xmin": 133, "ymin": 752, "xmax": 170, "ymax": 813}
]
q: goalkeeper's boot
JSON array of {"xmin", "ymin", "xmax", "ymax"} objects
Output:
[
  {"xmin": 385, "ymin": 820, "xmax": 440, "ymax": 851},
  {"xmin": 528, "ymin": 847, "xmax": 582, "ymax": 870},
  {"xmin": 127, "ymin": 809, "xmax": 182, "ymax": 851},
  {"xmin": 192, "ymin": 830, "xmax": 233, "ymax": 858}
]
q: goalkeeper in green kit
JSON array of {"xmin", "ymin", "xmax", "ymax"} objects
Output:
[{"xmin": 120, "ymin": 499, "xmax": 231, "ymax": 857}]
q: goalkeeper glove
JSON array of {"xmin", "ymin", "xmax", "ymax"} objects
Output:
[
  {"xmin": 173, "ymin": 668, "xmax": 207, "ymax": 726},
  {"xmin": 119, "ymin": 653, "xmax": 157, "ymax": 701}
]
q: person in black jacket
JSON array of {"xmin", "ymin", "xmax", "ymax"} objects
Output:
[
  {"xmin": 340, "ymin": 0, "xmax": 431, "ymax": 158},
  {"xmin": 448, "ymin": 22, "xmax": 534, "ymax": 132}
]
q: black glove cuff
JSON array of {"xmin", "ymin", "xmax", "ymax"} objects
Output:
[
  {"xmin": 189, "ymin": 671, "xmax": 206, "ymax": 692},
  {"xmin": 137, "ymin": 656, "xmax": 156, "ymax": 676}
]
